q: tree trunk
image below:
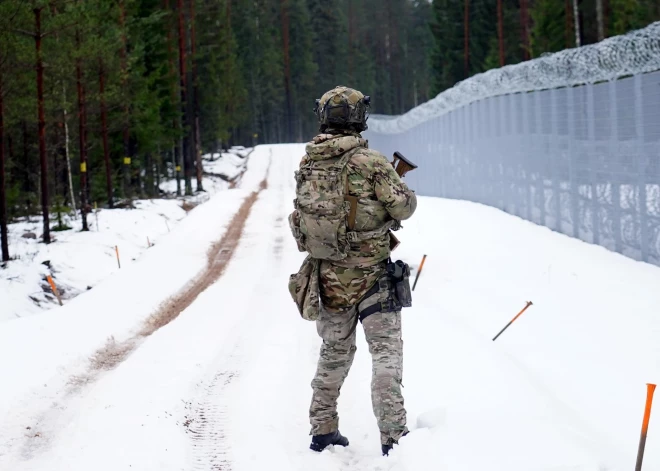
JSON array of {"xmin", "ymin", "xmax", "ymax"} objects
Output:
[
  {"xmin": 145, "ymin": 152, "xmax": 153, "ymax": 197},
  {"xmin": 464, "ymin": 0, "xmax": 470, "ymax": 78},
  {"xmin": 189, "ymin": 0, "xmax": 203, "ymax": 192},
  {"xmin": 76, "ymin": 31, "xmax": 89, "ymax": 231},
  {"xmin": 99, "ymin": 59, "xmax": 113, "ymax": 208},
  {"xmin": 565, "ymin": 0, "xmax": 573, "ymax": 48},
  {"xmin": 497, "ymin": 0, "xmax": 505, "ymax": 67},
  {"xmin": 572, "ymin": 0, "xmax": 581, "ymax": 47},
  {"xmin": 61, "ymin": 83, "xmax": 77, "ymax": 218},
  {"xmin": 35, "ymin": 8, "xmax": 50, "ymax": 244},
  {"xmin": 177, "ymin": 0, "xmax": 192, "ymax": 195},
  {"xmin": 520, "ymin": 0, "xmax": 530, "ymax": 60},
  {"xmin": 0, "ymin": 72, "xmax": 9, "ymax": 262},
  {"xmin": 22, "ymin": 121, "xmax": 29, "ymax": 197},
  {"xmin": 281, "ymin": 0, "xmax": 293, "ymax": 143},
  {"xmin": 165, "ymin": 0, "xmax": 182, "ymax": 196},
  {"xmin": 348, "ymin": 0, "xmax": 354, "ymax": 80},
  {"xmin": 596, "ymin": 0, "xmax": 604, "ymax": 41},
  {"xmin": 119, "ymin": 0, "xmax": 131, "ymax": 198}
]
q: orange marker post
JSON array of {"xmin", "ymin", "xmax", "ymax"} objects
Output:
[
  {"xmin": 412, "ymin": 254, "xmax": 427, "ymax": 291},
  {"xmin": 147, "ymin": 236, "xmax": 151, "ymax": 248},
  {"xmin": 115, "ymin": 245, "xmax": 121, "ymax": 269},
  {"xmin": 635, "ymin": 383, "xmax": 657, "ymax": 471},
  {"xmin": 492, "ymin": 301, "xmax": 533, "ymax": 341},
  {"xmin": 46, "ymin": 275, "xmax": 63, "ymax": 306}
]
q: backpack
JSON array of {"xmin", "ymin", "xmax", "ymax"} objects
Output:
[{"xmin": 292, "ymin": 147, "xmax": 362, "ymax": 261}]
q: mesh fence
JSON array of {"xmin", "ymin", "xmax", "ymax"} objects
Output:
[{"xmin": 365, "ymin": 23, "xmax": 660, "ymax": 266}]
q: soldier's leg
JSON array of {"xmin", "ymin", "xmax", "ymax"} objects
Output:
[
  {"xmin": 309, "ymin": 305, "xmax": 359, "ymax": 435},
  {"xmin": 359, "ymin": 281, "xmax": 408, "ymax": 445}
]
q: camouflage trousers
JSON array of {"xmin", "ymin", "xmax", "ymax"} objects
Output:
[{"xmin": 309, "ymin": 280, "xmax": 408, "ymax": 445}]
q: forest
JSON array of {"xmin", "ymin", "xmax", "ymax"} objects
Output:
[{"xmin": 0, "ymin": 0, "xmax": 659, "ymax": 261}]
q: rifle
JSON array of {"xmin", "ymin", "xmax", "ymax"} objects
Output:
[
  {"xmin": 391, "ymin": 151, "xmax": 418, "ymax": 178},
  {"xmin": 389, "ymin": 151, "xmax": 417, "ymax": 251}
]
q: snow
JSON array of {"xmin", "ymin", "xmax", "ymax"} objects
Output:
[
  {"xmin": 0, "ymin": 144, "xmax": 659, "ymax": 471},
  {"xmin": 0, "ymin": 149, "xmax": 250, "ymax": 321}
]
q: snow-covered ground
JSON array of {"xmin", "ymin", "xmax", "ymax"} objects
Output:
[
  {"xmin": 0, "ymin": 149, "xmax": 250, "ymax": 321},
  {"xmin": 0, "ymin": 144, "xmax": 659, "ymax": 471}
]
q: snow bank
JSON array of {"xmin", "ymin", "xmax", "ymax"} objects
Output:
[{"xmin": 0, "ymin": 148, "xmax": 251, "ymax": 321}]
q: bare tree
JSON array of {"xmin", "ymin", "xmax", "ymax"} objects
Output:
[
  {"xmin": 189, "ymin": 0, "xmax": 203, "ymax": 191},
  {"xmin": 464, "ymin": 0, "xmax": 470, "ymax": 77},
  {"xmin": 0, "ymin": 70, "xmax": 8, "ymax": 261},
  {"xmin": 100, "ymin": 59, "xmax": 113, "ymax": 208},
  {"xmin": 177, "ymin": 0, "xmax": 192, "ymax": 195},
  {"xmin": 596, "ymin": 0, "xmax": 605, "ymax": 41},
  {"xmin": 497, "ymin": 0, "xmax": 505, "ymax": 67},
  {"xmin": 573, "ymin": 0, "xmax": 581, "ymax": 47},
  {"xmin": 281, "ymin": 0, "xmax": 293, "ymax": 142}
]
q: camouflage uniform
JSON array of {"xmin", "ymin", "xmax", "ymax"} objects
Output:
[{"xmin": 291, "ymin": 131, "xmax": 417, "ymax": 446}]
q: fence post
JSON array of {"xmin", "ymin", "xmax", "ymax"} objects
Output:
[
  {"xmin": 535, "ymin": 90, "xmax": 546, "ymax": 227},
  {"xmin": 499, "ymin": 95, "xmax": 507, "ymax": 212},
  {"xmin": 521, "ymin": 92, "xmax": 532, "ymax": 223},
  {"xmin": 586, "ymin": 83, "xmax": 600, "ymax": 246},
  {"xmin": 609, "ymin": 79, "xmax": 622, "ymax": 254},
  {"xmin": 567, "ymin": 86, "xmax": 580, "ymax": 239},
  {"xmin": 551, "ymin": 88, "xmax": 562, "ymax": 232},
  {"xmin": 634, "ymin": 74, "xmax": 649, "ymax": 263}
]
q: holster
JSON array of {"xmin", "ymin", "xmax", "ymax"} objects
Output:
[{"xmin": 357, "ymin": 259, "xmax": 412, "ymax": 322}]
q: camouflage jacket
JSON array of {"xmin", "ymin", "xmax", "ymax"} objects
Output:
[{"xmin": 289, "ymin": 132, "xmax": 417, "ymax": 312}]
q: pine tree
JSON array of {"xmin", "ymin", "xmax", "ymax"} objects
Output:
[{"xmin": 530, "ymin": 0, "xmax": 567, "ymax": 57}]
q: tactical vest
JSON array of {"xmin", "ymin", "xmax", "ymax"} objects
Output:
[{"xmin": 292, "ymin": 147, "xmax": 395, "ymax": 263}]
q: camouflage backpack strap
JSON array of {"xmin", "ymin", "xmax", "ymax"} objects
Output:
[
  {"xmin": 346, "ymin": 220, "xmax": 396, "ymax": 243},
  {"xmin": 342, "ymin": 146, "xmax": 397, "ymax": 242},
  {"xmin": 342, "ymin": 149, "xmax": 362, "ymax": 231}
]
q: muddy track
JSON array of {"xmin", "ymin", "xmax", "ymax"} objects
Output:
[
  {"xmin": 87, "ymin": 154, "xmax": 272, "ymax": 376},
  {"xmin": 18, "ymin": 153, "xmax": 272, "ymax": 460}
]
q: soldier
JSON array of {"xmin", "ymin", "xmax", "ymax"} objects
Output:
[{"xmin": 288, "ymin": 86, "xmax": 417, "ymax": 456}]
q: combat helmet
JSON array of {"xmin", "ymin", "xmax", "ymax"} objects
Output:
[{"xmin": 314, "ymin": 86, "xmax": 370, "ymax": 133}]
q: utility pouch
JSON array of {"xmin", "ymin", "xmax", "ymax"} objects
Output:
[
  {"xmin": 288, "ymin": 256, "xmax": 321, "ymax": 321},
  {"xmin": 386, "ymin": 259, "xmax": 412, "ymax": 308}
]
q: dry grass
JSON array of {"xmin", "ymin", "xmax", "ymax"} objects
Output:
[{"xmin": 180, "ymin": 200, "xmax": 200, "ymax": 213}]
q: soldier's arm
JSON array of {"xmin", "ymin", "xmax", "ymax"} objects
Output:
[{"xmin": 363, "ymin": 151, "xmax": 417, "ymax": 220}]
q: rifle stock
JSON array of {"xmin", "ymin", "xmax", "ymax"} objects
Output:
[{"xmin": 392, "ymin": 151, "xmax": 418, "ymax": 177}]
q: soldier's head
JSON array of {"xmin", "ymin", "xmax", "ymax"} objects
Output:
[{"xmin": 313, "ymin": 86, "xmax": 370, "ymax": 134}]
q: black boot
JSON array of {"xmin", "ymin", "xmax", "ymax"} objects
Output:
[
  {"xmin": 382, "ymin": 431, "xmax": 409, "ymax": 456},
  {"xmin": 310, "ymin": 430, "xmax": 349, "ymax": 452}
]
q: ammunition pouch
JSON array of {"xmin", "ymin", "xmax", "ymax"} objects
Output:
[
  {"xmin": 387, "ymin": 259, "xmax": 412, "ymax": 308},
  {"xmin": 357, "ymin": 259, "xmax": 412, "ymax": 323}
]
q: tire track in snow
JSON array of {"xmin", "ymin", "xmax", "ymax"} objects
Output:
[
  {"xmin": 184, "ymin": 148, "xmax": 291, "ymax": 471},
  {"xmin": 11, "ymin": 152, "xmax": 273, "ymax": 463},
  {"xmin": 185, "ymin": 371, "xmax": 238, "ymax": 471}
]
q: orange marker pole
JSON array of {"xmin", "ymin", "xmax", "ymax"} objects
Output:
[
  {"xmin": 115, "ymin": 245, "xmax": 121, "ymax": 269},
  {"xmin": 412, "ymin": 254, "xmax": 427, "ymax": 291},
  {"xmin": 46, "ymin": 275, "xmax": 63, "ymax": 306},
  {"xmin": 492, "ymin": 301, "xmax": 533, "ymax": 341},
  {"xmin": 147, "ymin": 236, "xmax": 151, "ymax": 247},
  {"xmin": 635, "ymin": 383, "xmax": 657, "ymax": 471}
]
